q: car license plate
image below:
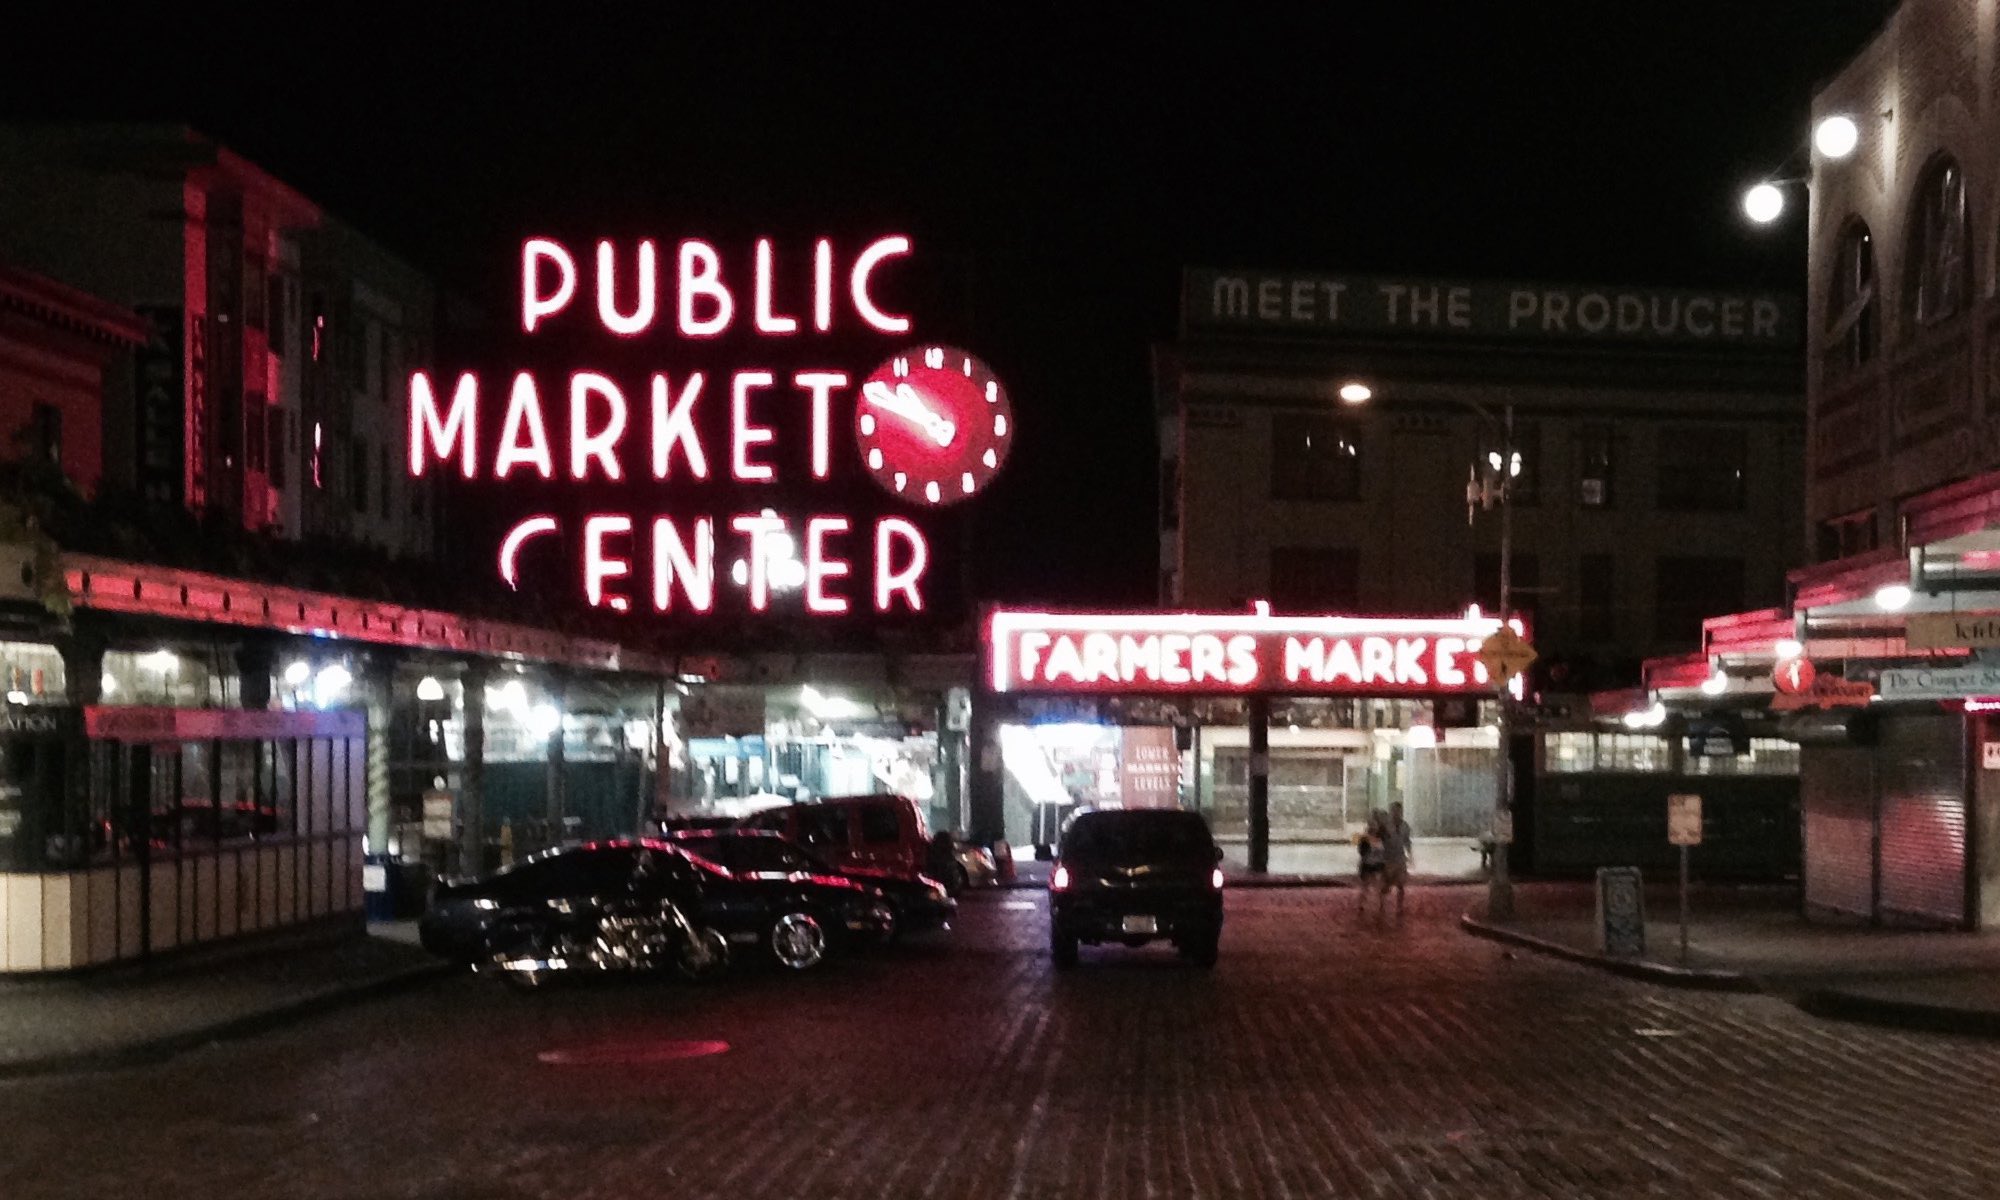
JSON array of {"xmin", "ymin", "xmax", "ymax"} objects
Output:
[{"xmin": 1121, "ymin": 915, "xmax": 1158, "ymax": 934}]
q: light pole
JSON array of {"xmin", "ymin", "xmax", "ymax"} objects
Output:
[{"xmin": 1342, "ymin": 381, "xmax": 1519, "ymax": 916}]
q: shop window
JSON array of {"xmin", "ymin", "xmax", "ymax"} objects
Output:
[
  {"xmin": 1656, "ymin": 426, "xmax": 1746, "ymax": 511},
  {"xmin": 1576, "ymin": 424, "xmax": 1614, "ymax": 508},
  {"xmin": 1269, "ymin": 547, "xmax": 1359, "ymax": 609},
  {"xmin": 1907, "ymin": 155, "xmax": 1969, "ymax": 329},
  {"xmin": 1654, "ymin": 555, "xmax": 1743, "ymax": 646},
  {"xmin": 28, "ymin": 402, "xmax": 61, "ymax": 468},
  {"xmin": 1826, "ymin": 220, "xmax": 1878, "ymax": 374},
  {"xmin": 1687, "ymin": 737, "xmax": 1799, "ymax": 777},
  {"xmin": 1271, "ymin": 413, "xmax": 1362, "ymax": 501},
  {"xmin": 1543, "ymin": 731, "xmax": 1671, "ymax": 774},
  {"xmin": 1477, "ymin": 418, "xmax": 1539, "ymax": 506},
  {"xmin": 1578, "ymin": 554, "xmax": 1615, "ymax": 644}
]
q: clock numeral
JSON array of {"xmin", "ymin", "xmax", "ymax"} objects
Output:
[
  {"xmin": 986, "ymin": 381, "xmax": 998, "ymax": 402},
  {"xmin": 924, "ymin": 347, "xmax": 944, "ymax": 370},
  {"xmin": 893, "ymin": 357, "xmax": 909, "ymax": 378},
  {"xmin": 994, "ymin": 414, "xmax": 1008, "ymax": 436},
  {"xmin": 962, "ymin": 471, "xmax": 976, "ymax": 494},
  {"xmin": 982, "ymin": 448, "xmax": 998, "ymax": 468},
  {"xmin": 859, "ymin": 414, "xmax": 876, "ymax": 436},
  {"xmin": 925, "ymin": 480, "xmax": 942, "ymax": 503},
  {"xmin": 962, "ymin": 356, "xmax": 973, "ymax": 376},
  {"xmin": 868, "ymin": 448, "xmax": 884, "ymax": 470}
]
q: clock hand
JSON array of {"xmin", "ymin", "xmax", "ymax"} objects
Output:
[{"xmin": 862, "ymin": 381, "xmax": 955, "ymax": 447}]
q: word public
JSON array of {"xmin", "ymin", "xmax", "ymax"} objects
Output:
[{"xmin": 407, "ymin": 236, "xmax": 934, "ymax": 616}]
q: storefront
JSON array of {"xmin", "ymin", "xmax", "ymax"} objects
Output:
[{"xmin": 972, "ymin": 608, "xmax": 1522, "ymax": 867}]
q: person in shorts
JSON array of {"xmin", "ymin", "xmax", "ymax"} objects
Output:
[
  {"xmin": 1381, "ymin": 801, "xmax": 1414, "ymax": 918},
  {"xmin": 1356, "ymin": 810, "xmax": 1387, "ymax": 915}
]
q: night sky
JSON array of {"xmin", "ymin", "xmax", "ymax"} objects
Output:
[{"xmin": 5, "ymin": 4, "xmax": 1894, "ymax": 610}]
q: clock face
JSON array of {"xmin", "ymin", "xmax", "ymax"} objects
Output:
[{"xmin": 855, "ymin": 345, "xmax": 1013, "ymax": 506}]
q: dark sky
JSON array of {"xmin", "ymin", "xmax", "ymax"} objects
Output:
[{"xmin": 5, "ymin": 4, "xmax": 1894, "ymax": 608}]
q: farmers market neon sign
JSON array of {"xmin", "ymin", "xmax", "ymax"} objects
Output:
[
  {"xmin": 406, "ymin": 237, "xmax": 1013, "ymax": 616},
  {"xmin": 986, "ymin": 611, "xmax": 1526, "ymax": 697}
]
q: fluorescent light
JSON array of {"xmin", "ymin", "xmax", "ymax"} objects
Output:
[
  {"xmin": 528, "ymin": 703, "xmax": 562, "ymax": 737},
  {"xmin": 141, "ymin": 649, "xmax": 178, "ymax": 673},
  {"xmin": 1700, "ymin": 672, "xmax": 1728, "ymax": 697},
  {"xmin": 1774, "ymin": 639, "xmax": 1803, "ymax": 660},
  {"xmin": 1405, "ymin": 724, "xmax": 1437, "ymax": 749},
  {"xmin": 283, "ymin": 660, "xmax": 311, "ymax": 687},
  {"xmin": 1338, "ymin": 381, "xmax": 1372, "ymax": 404},
  {"xmin": 416, "ymin": 676, "xmax": 446, "ymax": 702},
  {"xmin": 1873, "ymin": 584, "xmax": 1912, "ymax": 612},
  {"xmin": 313, "ymin": 664, "xmax": 351, "ymax": 707}
]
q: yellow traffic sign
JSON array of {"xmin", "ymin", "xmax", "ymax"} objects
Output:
[{"xmin": 1474, "ymin": 626, "xmax": 1537, "ymax": 688}]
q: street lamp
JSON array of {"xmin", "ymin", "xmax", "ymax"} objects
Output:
[
  {"xmin": 1742, "ymin": 181, "xmax": 1788, "ymax": 224},
  {"xmin": 1340, "ymin": 382, "xmax": 1522, "ymax": 918}
]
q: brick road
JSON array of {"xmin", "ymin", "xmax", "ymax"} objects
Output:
[{"xmin": 4, "ymin": 886, "xmax": 2000, "ymax": 1198}]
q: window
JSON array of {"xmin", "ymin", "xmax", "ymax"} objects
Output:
[
  {"xmin": 1576, "ymin": 424, "xmax": 1614, "ymax": 508},
  {"xmin": 1474, "ymin": 553, "xmax": 1539, "ymax": 624},
  {"xmin": 1826, "ymin": 220, "xmax": 1878, "ymax": 373},
  {"xmin": 795, "ymin": 807, "xmax": 850, "ymax": 853},
  {"xmin": 1271, "ymin": 413, "xmax": 1362, "ymax": 501},
  {"xmin": 1578, "ymin": 554, "xmax": 1615, "ymax": 643},
  {"xmin": 1269, "ymin": 547, "xmax": 1360, "ymax": 609},
  {"xmin": 1543, "ymin": 731, "xmax": 1671, "ymax": 774},
  {"xmin": 268, "ymin": 410, "xmax": 288, "ymax": 490},
  {"xmin": 859, "ymin": 804, "xmax": 902, "ymax": 845},
  {"xmin": 1654, "ymin": 555, "xmax": 1743, "ymax": 645},
  {"xmin": 351, "ymin": 439, "xmax": 370, "ymax": 514},
  {"xmin": 28, "ymin": 403, "xmax": 60, "ymax": 467},
  {"xmin": 1656, "ymin": 426, "xmax": 1746, "ymax": 511},
  {"xmin": 1907, "ymin": 155, "xmax": 1968, "ymax": 328},
  {"xmin": 1815, "ymin": 509, "xmax": 1877, "ymax": 562},
  {"xmin": 1477, "ymin": 418, "xmax": 1539, "ymax": 506}
]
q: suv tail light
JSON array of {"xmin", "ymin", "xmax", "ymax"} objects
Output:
[
  {"xmin": 1210, "ymin": 867, "xmax": 1225, "ymax": 890},
  {"xmin": 1051, "ymin": 865, "xmax": 1070, "ymax": 892}
]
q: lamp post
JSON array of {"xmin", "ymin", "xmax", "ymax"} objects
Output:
[{"xmin": 1342, "ymin": 380, "xmax": 1519, "ymax": 916}]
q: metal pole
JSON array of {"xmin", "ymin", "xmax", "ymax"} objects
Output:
[
  {"xmin": 1247, "ymin": 695, "xmax": 1271, "ymax": 874},
  {"xmin": 1488, "ymin": 403, "xmax": 1517, "ymax": 920},
  {"xmin": 1680, "ymin": 844, "xmax": 1690, "ymax": 964}
]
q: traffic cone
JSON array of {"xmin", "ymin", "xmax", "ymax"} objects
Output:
[{"xmin": 993, "ymin": 839, "xmax": 1016, "ymax": 884}]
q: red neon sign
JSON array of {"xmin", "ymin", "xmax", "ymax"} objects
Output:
[
  {"xmin": 414, "ymin": 236, "xmax": 998, "ymax": 619},
  {"xmin": 986, "ymin": 611, "xmax": 1526, "ymax": 697}
]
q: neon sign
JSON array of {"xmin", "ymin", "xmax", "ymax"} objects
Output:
[
  {"xmin": 986, "ymin": 611, "xmax": 1527, "ymax": 697},
  {"xmin": 408, "ymin": 237, "xmax": 1010, "ymax": 617}
]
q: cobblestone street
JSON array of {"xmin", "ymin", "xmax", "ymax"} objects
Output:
[{"xmin": 7, "ymin": 887, "xmax": 2000, "ymax": 1199}]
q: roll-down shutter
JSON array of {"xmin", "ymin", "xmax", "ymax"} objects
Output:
[
  {"xmin": 1803, "ymin": 745, "xmax": 1874, "ymax": 918},
  {"xmin": 1876, "ymin": 712, "xmax": 1966, "ymax": 927}
]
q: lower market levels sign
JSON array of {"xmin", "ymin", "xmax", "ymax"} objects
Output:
[{"xmin": 985, "ymin": 611, "xmax": 1526, "ymax": 697}]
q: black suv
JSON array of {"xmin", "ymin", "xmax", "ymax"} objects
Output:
[{"xmin": 1049, "ymin": 808, "xmax": 1224, "ymax": 968}]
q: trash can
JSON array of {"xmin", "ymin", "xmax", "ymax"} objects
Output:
[{"xmin": 362, "ymin": 853, "xmax": 399, "ymax": 923}]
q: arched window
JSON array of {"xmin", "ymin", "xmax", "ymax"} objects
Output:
[
  {"xmin": 1826, "ymin": 220, "xmax": 1878, "ymax": 373},
  {"xmin": 1907, "ymin": 154, "xmax": 1969, "ymax": 327}
]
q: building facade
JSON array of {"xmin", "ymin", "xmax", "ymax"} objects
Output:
[
  {"xmin": 1644, "ymin": 0, "xmax": 2000, "ymax": 924},
  {"xmin": 0, "ymin": 124, "xmax": 438, "ymax": 559}
]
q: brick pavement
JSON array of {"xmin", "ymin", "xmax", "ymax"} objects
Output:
[{"xmin": 4, "ymin": 888, "xmax": 2000, "ymax": 1198}]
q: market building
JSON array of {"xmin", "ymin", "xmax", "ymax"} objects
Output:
[
  {"xmin": 1644, "ymin": 0, "xmax": 2000, "ymax": 925},
  {"xmin": 1138, "ymin": 266, "xmax": 1806, "ymax": 869}
]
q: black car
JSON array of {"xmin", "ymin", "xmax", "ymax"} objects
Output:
[
  {"xmin": 420, "ymin": 838, "xmax": 895, "ymax": 972},
  {"xmin": 1049, "ymin": 808, "xmax": 1225, "ymax": 968},
  {"xmin": 667, "ymin": 829, "xmax": 956, "ymax": 939}
]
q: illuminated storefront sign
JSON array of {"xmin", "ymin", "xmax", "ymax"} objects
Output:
[
  {"xmin": 407, "ymin": 237, "xmax": 1013, "ymax": 616},
  {"xmin": 986, "ymin": 612, "xmax": 1524, "ymax": 697}
]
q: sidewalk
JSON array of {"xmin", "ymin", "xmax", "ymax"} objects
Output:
[
  {"xmin": 1462, "ymin": 881, "xmax": 2000, "ymax": 1036},
  {"xmin": 0, "ymin": 926, "xmax": 449, "ymax": 1078},
  {"xmin": 999, "ymin": 841, "xmax": 1485, "ymax": 889}
]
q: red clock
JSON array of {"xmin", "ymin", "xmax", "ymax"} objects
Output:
[{"xmin": 855, "ymin": 345, "xmax": 1013, "ymax": 506}]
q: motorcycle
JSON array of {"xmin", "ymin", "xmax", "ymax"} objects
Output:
[{"xmin": 480, "ymin": 894, "xmax": 731, "ymax": 989}]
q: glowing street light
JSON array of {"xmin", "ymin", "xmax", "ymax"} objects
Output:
[
  {"xmin": 1742, "ymin": 182, "xmax": 1786, "ymax": 224},
  {"xmin": 1338, "ymin": 381, "xmax": 1372, "ymax": 404},
  {"xmin": 1873, "ymin": 583, "xmax": 1913, "ymax": 612},
  {"xmin": 1814, "ymin": 115, "xmax": 1859, "ymax": 159}
]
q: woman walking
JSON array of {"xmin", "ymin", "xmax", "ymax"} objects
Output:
[{"xmin": 1355, "ymin": 810, "xmax": 1387, "ymax": 916}]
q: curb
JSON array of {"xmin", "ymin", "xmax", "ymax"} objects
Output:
[
  {"xmin": 0, "ymin": 960, "xmax": 453, "ymax": 1080},
  {"xmin": 1459, "ymin": 913, "xmax": 1758, "ymax": 992},
  {"xmin": 995, "ymin": 876, "xmax": 1489, "ymax": 891},
  {"xmin": 1793, "ymin": 987, "xmax": 2000, "ymax": 1040}
]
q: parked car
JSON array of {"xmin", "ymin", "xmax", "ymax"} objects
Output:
[
  {"xmin": 1048, "ymin": 808, "xmax": 1225, "ymax": 969},
  {"xmin": 932, "ymin": 833, "xmax": 998, "ymax": 896},
  {"xmin": 665, "ymin": 829, "xmax": 955, "ymax": 939},
  {"xmin": 739, "ymin": 794, "xmax": 932, "ymax": 877},
  {"xmin": 420, "ymin": 838, "xmax": 894, "ymax": 973}
]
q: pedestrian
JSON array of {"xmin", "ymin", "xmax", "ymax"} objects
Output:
[
  {"xmin": 1382, "ymin": 801, "xmax": 1414, "ymax": 918},
  {"xmin": 1355, "ymin": 810, "xmax": 1387, "ymax": 915}
]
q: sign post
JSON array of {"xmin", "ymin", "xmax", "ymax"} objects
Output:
[{"xmin": 1667, "ymin": 792, "xmax": 1702, "ymax": 964}]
